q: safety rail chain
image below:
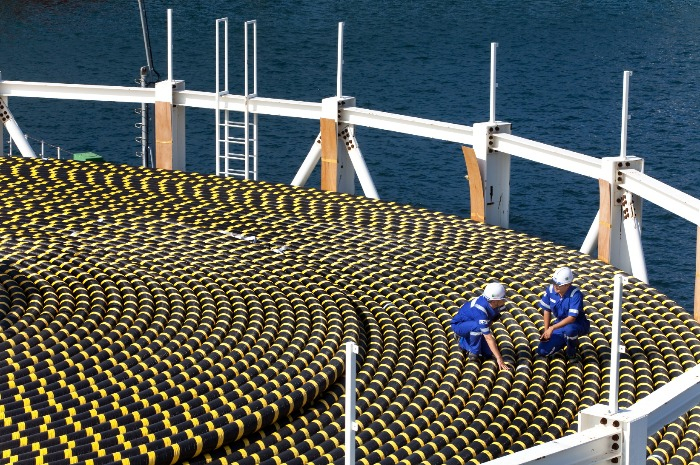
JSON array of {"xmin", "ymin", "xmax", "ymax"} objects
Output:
[{"xmin": 2, "ymin": 79, "xmax": 700, "ymax": 465}]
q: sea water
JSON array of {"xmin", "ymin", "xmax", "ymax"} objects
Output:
[{"xmin": 1, "ymin": 0, "xmax": 699, "ymax": 310}]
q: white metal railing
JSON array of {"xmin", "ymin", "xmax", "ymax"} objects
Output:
[
  {"xmin": 492, "ymin": 132, "xmax": 601, "ymax": 180},
  {"xmin": 619, "ymin": 168, "xmax": 700, "ymax": 225},
  {"xmin": 1, "ymin": 79, "xmax": 699, "ymax": 228},
  {"xmin": 3, "ymin": 134, "xmax": 72, "ymax": 160}
]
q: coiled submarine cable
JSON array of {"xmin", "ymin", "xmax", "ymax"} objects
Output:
[{"xmin": 0, "ymin": 158, "xmax": 698, "ymax": 465}]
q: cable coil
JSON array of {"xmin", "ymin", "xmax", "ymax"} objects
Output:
[{"xmin": 0, "ymin": 157, "xmax": 697, "ymax": 465}]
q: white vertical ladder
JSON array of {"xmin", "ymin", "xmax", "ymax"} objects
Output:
[{"xmin": 215, "ymin": 18, "xmax": 258, "ymax": 180}]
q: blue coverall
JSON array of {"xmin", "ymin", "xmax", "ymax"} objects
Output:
[
  {"xmin": 536, "ymin": 284, "xmax": 590, "ymax": 357},
  {"xmin": 451, "ymin": 295, "xmax": 501, "ymax": 358}
]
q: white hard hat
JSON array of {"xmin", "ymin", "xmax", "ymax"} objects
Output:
[
  {"xmin": 483, "ymin": 282, "xmax": 506, "ymax": 301},
  {"xmin": 552, "ymin": 267, "xmax": 574, "ymax": 285}
]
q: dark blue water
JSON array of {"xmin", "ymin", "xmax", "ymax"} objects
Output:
[{"xmin": 1, "ymin": 1, "xmax": 699, "ymax": 309}]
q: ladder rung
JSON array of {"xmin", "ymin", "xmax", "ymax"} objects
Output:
[
  {"xmin": 223, "ymin": 122, "xmax": 247, "ymax": 128},
  {"xmin": 225, "ymin": 169, "xmax": 250, "ymax": 176},
  {"xmin": 221, "ymin": 136, "xmax": 257, "ymax": 142},
  {"xmin": 217, "ymin": 140, "xmax": 257, "ymax": 146}
]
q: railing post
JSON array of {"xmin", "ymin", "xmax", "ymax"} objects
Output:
[
  {"xmin": 471, "ymin": 122, "xmax": 512, "ymax": 228},
  {"xmin": 320, "ymin": 96, "xmax": 356, "ymax": 194},
  {"xmin": 609, "ymin": 273, "xmax": 625, "ymax": 414},
  {"xmin": 337, "ymin": 22, "xmax": 344, "ymax": 98},
  {"xmin": 344, "ymin": 341, "xmax": 358, "ymax": 465},
  {"xmin": 155, "ymin": 80, "xmax": 186, "ymax": 170},
  {"xmin": 620, "ymin": 71, "xmax": 632, "ymax": 159},
  {"xmin": 695, "ymin": 223, "xmax": 700, "ymax": 322},
  {"xmin": 155, "ymin": 9, "xmax": 186, "ymax": 171},
  {"xmin": 489, "ymin": 42, "xmax": 498, "ymax": 123},
  {"xmin": 598, "ymin": 157, "xmax": 645, "ymax": 279}
]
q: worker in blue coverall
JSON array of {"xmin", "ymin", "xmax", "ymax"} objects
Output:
[
  {"xmin": 451, "ymin": 282, "xmax": 511, "ymax": 371},
  {"xmin": 536, "ymin": 266, "xmax": 590, "ymax": 363}
]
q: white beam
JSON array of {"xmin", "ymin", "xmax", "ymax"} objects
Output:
[
  {"xmin": 580, "ymin": 210, "xmax": 599, "ymax": 254},
  {"xmin": 627, "ymin": 364, "xmax": 700, "ymax": 433},
  {"xmin": 484, "ymin": 425, "xmax": 621, "ymax": 465},
  {"xmin": 0, "ymin": 80, "xmax": 154, "ymax": 104},
  {"xmin": 343, "ymin": 107, "xmax": 474, "ymax": 145},
  {"xmin": 619, "ymin": 168, "xmax": 700, "ymax": 226},
  {"xmin": 178, "ymin": 91, "xmax": 322, "ymax": 118},
  {"xmin": 0, "ymin": 81, "xmax": 323, "ymax": 119},
  {"xmin": 493, "ymin": 133, "xmax": 601, "ymax": 179}
]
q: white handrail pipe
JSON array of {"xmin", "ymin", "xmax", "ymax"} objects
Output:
[
  {"xmin": 609, "ymin": 273, "xmax": 625, "ymax": 414},
  {"xmin": 245, "ymin": 20, "xmax": 257, "ymax": 96},
  {"xmin": 344, "ymin": 341, "xmax": 358, "ymax": 465},
  {"xmin": 167, "ymin": 9, "xmax": 173, "ymax": 81},
  {"xmin": 253, "ymin": 21, "xmax": 258, "ymax": 96},
  {"xmin": 620, "ymin": 70, "xmax": 632, "ymax": 159},
  {"xmin": 224, "ymin": 19, "xmax": 229, "ymax": 93},
  {"xmin": 490, "ymin": 42, "xmax": 498, "ymax": 123},
  {"xmin": 337, "ymin": 22, "xmax": 345, "ymax": 98}
]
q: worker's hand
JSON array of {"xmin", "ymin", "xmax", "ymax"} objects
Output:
[
  {"xmin": 496, "ymin": 357, "xmax": 512, "ymax": 371},
  {"xmin": 541, "ymin": 327, "xmax": 553, "ymax": 341}
]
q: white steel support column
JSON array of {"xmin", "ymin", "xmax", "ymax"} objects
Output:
[
  {"xmin": 580, "ymin": 210, "xmax": 600, "ymax": 255},
  {"xmin": 291, "ymin": 133, "xmax": 322, "ymax": 187},
  {"xmin": 609, "ymin": 273, "xmax": 625, "ymax": 414},
  {"xmin": 155, "ymin": 80, "xmax": 186, "ymax": 171},
  {"xmin": 320, "ymin": 96, "xmax": 356, "ymax": 195},
  {"xmin": 294, "ymin": 110, "xmax": 378, "ymax": 198},
  {"xmin": 342, "ymin": 126, "xmax": 379, "ymax": 199},
  {"xmin": 599, "ymin": 156, "xmax": 645, "ymax": 279},
  {"xmin": 0, "ymin": 96, "xmax": 37, "ymax": 158},
  {"xmin": 622, "ymin": 190, "xmax": 648, "ymax": 282},
  {"xmin": 344, "ymin": 341, "xmax": 358, "ymax": 465},
  {"xmin": 472, "ymin": 122, "xmax": 512, "ymax": 228}
]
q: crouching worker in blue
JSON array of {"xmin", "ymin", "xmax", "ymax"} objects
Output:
[
  {"xmin": 536, "ymin": 266, "xmax": 590, "ymax": 363},
  {"xmin": 451, "ymin": 282, "xmax": 511, "ymax": 371}
]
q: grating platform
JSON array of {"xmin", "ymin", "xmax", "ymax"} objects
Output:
[{"xmin": 0, "ymin": 157, "xmax": 698, "ymax": 465}]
